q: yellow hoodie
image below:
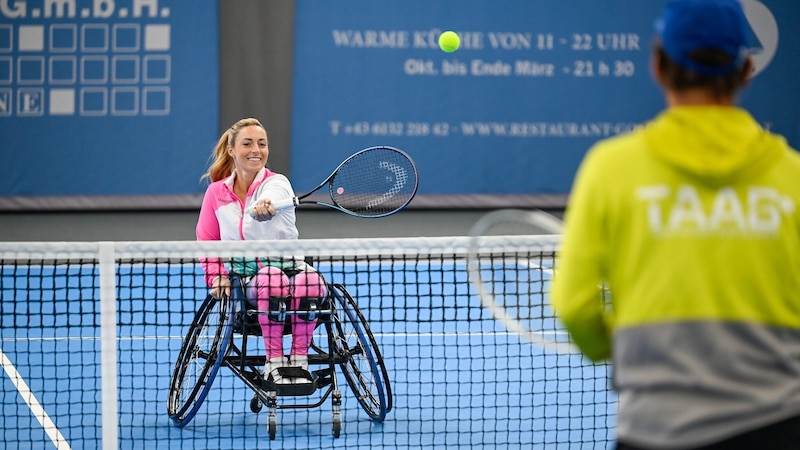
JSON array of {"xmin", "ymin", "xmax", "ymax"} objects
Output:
[{"xmin": 551, "ymin": 106, "xmax": 800, "ymax": 448}]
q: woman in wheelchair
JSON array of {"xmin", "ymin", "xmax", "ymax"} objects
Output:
[{"xmin": 196, "ymin": 117, "xmax": 326, "ymax": 385}]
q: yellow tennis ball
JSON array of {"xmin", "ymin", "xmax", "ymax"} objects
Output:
[{"xmin": 438, "ymin": 31, "xmax": 460, "ymax": 53}]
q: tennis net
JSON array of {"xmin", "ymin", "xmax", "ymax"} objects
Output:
[{"xmin": 0, "ymin": 236, "xmax": 616, "ymax": 449}]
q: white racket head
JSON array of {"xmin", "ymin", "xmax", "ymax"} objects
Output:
[{"xmin": 467, "ymin": 209, "xmax": 580, "ymax": 355}]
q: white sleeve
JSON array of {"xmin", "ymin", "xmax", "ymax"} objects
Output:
[
  {"xmin": 243, "ymin": 173, "xmax": 300, "ymax": 242},
  {"xmin": 251, "ymin": 174, "xmax": 295, "ymax": 208}
]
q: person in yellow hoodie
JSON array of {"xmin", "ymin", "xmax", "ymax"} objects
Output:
[{"xmin": 551, "ymin": 0, "xmax": 800, "ymax": 449}]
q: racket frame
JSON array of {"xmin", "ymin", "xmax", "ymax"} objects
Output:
[{"xmin": 251, "ymin": 146, "xmax": 418, "ymax": 218}]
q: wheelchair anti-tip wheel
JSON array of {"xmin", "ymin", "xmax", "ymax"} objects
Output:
[
  {"xmin": 167, "ymin": 294, "xmax": 235, "ymax": 427},
  {"xmin": 250, "ymin": 395, "xmax": 262, "ymax": 413}
]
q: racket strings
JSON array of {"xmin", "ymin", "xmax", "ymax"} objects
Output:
[{"xmin": 330, "ymin": 147, "xmax": 417, "ymax": 216}]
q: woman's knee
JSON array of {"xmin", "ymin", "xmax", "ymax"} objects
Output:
[
  {"xmin": 291, "ymin": 271, "xmax": 326, "ymax": 322},
  {"xmin": 291, "ymin": 271, "xmax": 326, "ymax": 298},
  {"xmin": 246, "ymin": 267, "xmax": 290, "ymax": 312}
]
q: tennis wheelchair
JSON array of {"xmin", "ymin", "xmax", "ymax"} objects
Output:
[{"xmin": 166, "ymin": 272, "xmax": 393, "ymax": 439}]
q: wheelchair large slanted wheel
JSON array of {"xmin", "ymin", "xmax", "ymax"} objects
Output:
[
  {"xmin": 167, "ymin": 294, "xmax": 235, "ymax": 427},
  {"xmin": 329, "ymin": 283, "xmax": 393, "ymax": 422}
]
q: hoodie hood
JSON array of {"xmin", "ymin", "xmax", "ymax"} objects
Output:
[{"xmin": 643, "ymin": 106, "xmax": 784, "ymax": 184}]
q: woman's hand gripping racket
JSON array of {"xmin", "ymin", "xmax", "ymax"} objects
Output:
[
  {"xmin": 248, "ymin": 146, "xmax": 419, "ymax": 218},
  {"xmin": 467, "ymin": 209, "xmax": 581, "ymax": 355}
]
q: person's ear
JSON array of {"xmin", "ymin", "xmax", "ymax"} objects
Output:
[
  {"xmin": 650, "ymin": 50, "xmax": 666, "ymax": 86},
  {"xmin": 742, "ymin": 56, "xmax": 755, "ymax": 80}
]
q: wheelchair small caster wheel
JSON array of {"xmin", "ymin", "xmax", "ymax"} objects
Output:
[
  {"xmin": 250, "ymin": 396, "xmax": 262, "ymax": 413},
  {"xmin": 268, "ymin": 413, "xmax": 277, "ymax": 440},
  {"xmin": 332, "ymin": 389, "xmax": 342, "ymax": 438},
  {"xmin": 332, "ymin": 412, "xmax": 342, "ymax": 438}
]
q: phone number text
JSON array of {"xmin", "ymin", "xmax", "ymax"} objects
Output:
[{"xmin": 329, "ymin": 121, "xmax": 452, "ymax": 137}]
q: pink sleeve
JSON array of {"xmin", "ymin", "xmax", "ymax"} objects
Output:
[{"xmin": 196, "ymin": 185, "xmax": 228, "ymax": 287}]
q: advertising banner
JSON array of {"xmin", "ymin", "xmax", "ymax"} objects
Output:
[
  {"xmin": 290, "ymin": 0, "xmax": 796, "ymax": 207},
  {"xmin": 0, "ymin": 0, "xmax": 218, "ymax": 209}
]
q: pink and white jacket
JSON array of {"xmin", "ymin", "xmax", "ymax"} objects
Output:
[{"xmin": 196, "ymin": 168, "xmax": 300, "ymax": 287}]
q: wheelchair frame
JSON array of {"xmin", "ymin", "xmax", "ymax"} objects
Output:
[{"xmin": 166, "ymin": 280, "xmax": 392, "ymax": 440}]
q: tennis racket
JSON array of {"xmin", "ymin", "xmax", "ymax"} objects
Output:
[
  {"xmin": 467, "ymin": 209, "xmax": 581, "ymax": 354},
  {"xmin": 248, "ymin": 146, "xmax": 418, "ymax": 218}
]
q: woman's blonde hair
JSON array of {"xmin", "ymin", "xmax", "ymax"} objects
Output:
[{"xmin": 202, "ymin": 118, "xmax": 267, "ymax": 182}]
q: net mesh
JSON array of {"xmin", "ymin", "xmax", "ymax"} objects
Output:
[{"xmin": 0, "ymin": 236, "xmax": 616, "ymax": 449}]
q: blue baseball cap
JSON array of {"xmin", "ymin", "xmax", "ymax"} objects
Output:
[{"xmin": 655, "ymin": 0, "xmax": 751, "ymax": 75}]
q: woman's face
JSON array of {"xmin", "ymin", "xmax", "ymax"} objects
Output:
[{"xmin": 228, "ymin": 125, "xmax": 268, "ymax": 179}]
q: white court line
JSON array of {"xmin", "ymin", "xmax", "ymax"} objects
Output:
[
  {"xmin": 0, "ymin": 330, "xmax": 572, "ymax": 342},
  {"xmin": 378, "ymin": 331, "xmax": 569, "ymax": 337},
  {"xmin": 0, "ymin": 348, "xmax": 72, "ymax": 450}
]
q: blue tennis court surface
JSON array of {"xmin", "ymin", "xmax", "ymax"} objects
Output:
[{"xmin": 1, "ymin": 258, "xmax": 617, "ymax": 449}]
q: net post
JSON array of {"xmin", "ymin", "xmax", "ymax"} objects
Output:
[{"xmin": 98, "ymin": 242, "xmax": 118, "ymax": 450}]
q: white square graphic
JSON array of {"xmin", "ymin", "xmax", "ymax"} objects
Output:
[
  {"xmin": 144, "ymin": 25, "xmax": 170, "ymax": 51},
  {"xmin": 50, "ymin": 88, "xmax": 75, "ymax": 115},
  {"xmin": 19, "ymin": 26, "xmax": 45, "ymax": 51}
]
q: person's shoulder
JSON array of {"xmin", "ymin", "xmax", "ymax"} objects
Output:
[
  {"xmin": 587, "ymin": 127, "xmax": 647, "ymax": 161},
  {"xmin": 755, "ymin": 130, "xmax": 800, "ymax": 167},
  {"xmin": 261, "ymin": 170, "xmax": 291, "ymax": 184},
  {"xmin": 204, "ymin": 177, "xmax": 229, "ymax": 191},
  {"xmin": 254, "ymin": 171, "xmax": 293, "ymax": 195},
  {"xmin": 266, "ymin": 172, "xmax": 290, "ymax": 181},
  {"xmin": 777, "ymin": 143, "xmax": 800, "ymax": 175},
  {"xmin": 773, "ymin": 135, "xmax": 800, "ymax": 162}
]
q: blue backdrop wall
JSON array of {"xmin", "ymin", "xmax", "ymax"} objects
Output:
[{"xmin": 0, "ymin": 0, "xmax": 796, "ymax": 210}]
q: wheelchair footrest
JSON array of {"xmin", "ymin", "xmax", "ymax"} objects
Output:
[
  {"xmin": 271, "ymin": 381, "xmax": 316, "ymax": 397},
  {"xmin": 265, "ymin": 368, "xmax": 317, "ymax": 396},
  {"xmin": 277, "ymin": 366, "xmax": 311, "ymax": 379}
]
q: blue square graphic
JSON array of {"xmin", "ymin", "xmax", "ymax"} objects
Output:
[
  {"xmin": 51, "ymin": 26, "xmax": 77, "ymax": 52},
  {"xmin": 113, "ymin": 25, "xmax": 139, "ymax": 52},
  {"xmin": 0, "ymin": 58, "xmax": 10, "ymax": 83},
  {"xmin": 112, "ymin": 88, "xmax": 138, "ymax": 114},
  {"xmin": 144, "ymin": 56, "xmax": 169, "ymax": 83},
  {"xmin": 18, "ymin": 58, "xmax": 44, "ymax": 83},
  {"xmin": 113, "ymin": 57, "xmax": 138, "ymax": 83},
  {"xmin": 82, "ymin": 25, "xmax": 108, "ymax": 52},
  {"xmin": 81, "ymin": 89, "xmax": 106, "ymax": 115},
  {"xmin": 50, "ymin": 58, "xmax": 76, "ymax": 83},
  {"xmin": 81, "ymin": 57, "xmax": 107, "ymax": 83},
  {"xmin": 143, "ymin": 87, "xmax": 169, "ymax": 114},
  {"xmin": 0, "ymin": 26, "xmax": 11, "ymax": 52}
]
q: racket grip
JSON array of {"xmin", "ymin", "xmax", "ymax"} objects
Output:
[
  {"xmin": 246, "ymin": 197, "xmax": 298, "ymax": 218},
  {"xmin": 271, "ymin": 197, "xmax": 298, "ymax": 210}
]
